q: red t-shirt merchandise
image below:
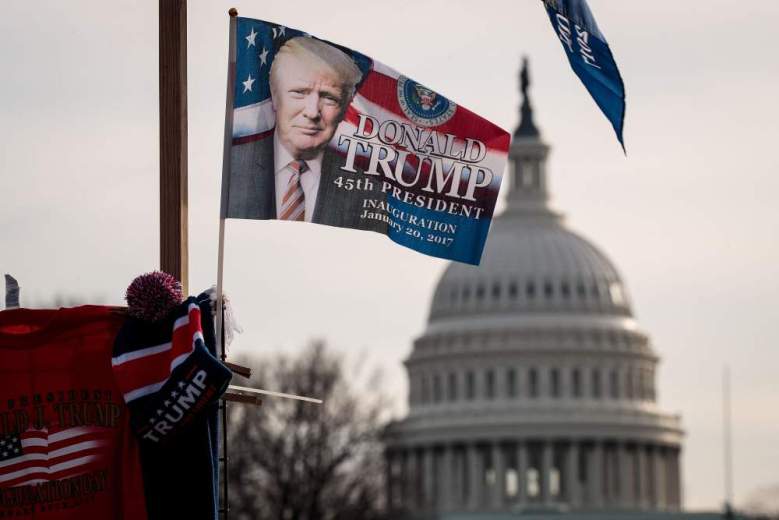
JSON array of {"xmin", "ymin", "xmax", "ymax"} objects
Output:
[{"xmin": 0, "ymin": 306, "xmax": 147, "ymax": 519}]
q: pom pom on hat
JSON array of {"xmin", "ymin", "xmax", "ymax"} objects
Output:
[{"xmin": 125, "ymin": 271, "xmax": 183, "ymax": 322}]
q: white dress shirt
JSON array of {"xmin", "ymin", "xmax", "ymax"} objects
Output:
[{"xmin": 273, "ymin": 133, "xmax": 323, "ymax": 223}]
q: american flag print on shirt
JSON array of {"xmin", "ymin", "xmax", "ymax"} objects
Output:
[
  {"xmin": 0, "ymin": 426, "xmax": 110, "ymax": 488},
  {"xmin": 0, "ymin": 305, "xmax": 149, "ymax": 519}
]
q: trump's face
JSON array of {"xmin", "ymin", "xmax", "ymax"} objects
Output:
[{"xmin": 271, "ymin": 55, "xmax": 348, "ymax": 160}]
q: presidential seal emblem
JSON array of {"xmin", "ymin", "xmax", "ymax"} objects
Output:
[{"xmin": 397, "ymin": 76, "xmax": 456, "ymax": 127}]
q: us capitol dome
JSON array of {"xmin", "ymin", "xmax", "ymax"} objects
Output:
[{"xmin": 384, "ymin": 60, "xmax": 684, "ymax": 518}]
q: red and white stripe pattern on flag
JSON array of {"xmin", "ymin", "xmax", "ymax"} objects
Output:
[
  {"xmin": 353, "ymin": 62, "xmax": 508, "ymax": 152},
  {"xmin": 334, "ymin": 62, "xmax": 509, "ymax": 195},
  {"xmin": 232, "ymin": 60, "xmax": 510, "ymax": 173},
  {"xmin": 111, "ymin": 302, "xmax": 204, "ymax": 403},
  {"xmin": 0, "ymin": 427, "xmax": 110, "ymax": 488},
  {"xmin": 233, "ymin": 98, "xmax": 275, "ymax": 141}
]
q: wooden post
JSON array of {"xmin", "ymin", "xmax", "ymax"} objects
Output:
[{"xmin": 159, "ymin": 0, "xmax": 188, "ymax": 293}]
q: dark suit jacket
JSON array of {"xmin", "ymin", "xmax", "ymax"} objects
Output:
[{"xmin": 227, "ymin": 135, "xmax": 388, "ymax": 234}]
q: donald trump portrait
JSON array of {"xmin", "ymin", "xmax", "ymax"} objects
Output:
[{"xmin": 227, "ymin": 36, "xmax": 366, "ymax": 225}]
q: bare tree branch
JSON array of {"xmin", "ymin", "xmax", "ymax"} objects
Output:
[{"xmin": 227, "ymin": 342, "xmax": 391, "ymax": 520}]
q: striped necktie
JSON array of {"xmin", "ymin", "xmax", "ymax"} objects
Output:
[{"xmin": 279, "ymin": 160, "xmax": 309, "ymax": 221}]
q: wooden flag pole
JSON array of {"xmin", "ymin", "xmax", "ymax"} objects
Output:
[
  {"xmin": 216, "ymin": 8, "xmax": 238, "ymax": 361},
  {"xmin": 228, "ymin": 385, "xmax": 324, "ymax": 404},
  {"xmin": 216, "ymin": 9, "xmax": 239, "ymax": 520},
  {"xmin": 159, "ymin": 0, "xmax": 189, "ymax": 294}
]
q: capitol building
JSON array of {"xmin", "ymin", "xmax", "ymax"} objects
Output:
[{"xmin": 384, "ymin": 62, "xmax": 686, "ymax": 519}]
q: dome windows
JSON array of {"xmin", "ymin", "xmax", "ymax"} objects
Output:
[
  {"xmin": 466, "ymin": 371, "xmax": 476, "ymax": 400},
  {"xmin": 639, "ymin": 368, "xmax": 656, "ymax": 402},
  {"xmin": 572, "ymin": 369, "xmax": 582, "ymax": 398},
  {"xmin": 561, "ymin": 281, "xmax": 571, "ymax": 299},
  {"xmin": 610, "ymin": 369, "xmax": 620, "ymax": 399},
  {"xmin": 518, "ymin": 160, "xmax": 540, "ymax": 190},
  {"xmin": 433, "ymin": 374, "xmax": 443, "ymax": 403},
  {"xmin": 448, "ymin": 372, "xmax": 458, "ymax": 401},
  {"xmin": 550, "ymin": 368, "xmax": 561, "ymax": 398},
  {"xmin": 507, "ymin": 368, "xmax": 517, "ymax": 397},
  {"xmin": 435, "ymin": 276, "xmax": 629, "ymax": 318},
  {"xmin": 528, "ymin": 368, "xmax": 539, "ymax": 398},
  {"xmin": 592, "ymin": 369, "xmax": 602, "ymax": 399},
  {"xmin": 485, "ymin": 369, "xmax": 496, "ymax": 399},
  {"xmin": 421, "ymin": 374, "xmax": 431, "ymax": 403}
]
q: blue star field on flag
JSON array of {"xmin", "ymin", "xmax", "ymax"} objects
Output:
[
  {"xmin": 233, "ymin": 19, "xmax": 370, "ymax": 110},
  {"xmin": 0, "ymin": 434, "xmax": 22, "ymax": 462}
]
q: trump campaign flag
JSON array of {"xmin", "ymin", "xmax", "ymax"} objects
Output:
[
  {"xmin": 542, "ymin": 0, "xmax": 626, "ymax": 149},
  {"xmin": 219, "ymin": 15, "xmax": 510, "ymax": 265}
]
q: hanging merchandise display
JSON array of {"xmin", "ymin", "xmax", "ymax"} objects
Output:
[
  {"xmin": 0, "ymin": 305, "xmax": 149, "ymax": 519},
  {"xmin": 114, "ymin": 290, "xmax": 232, "ymax": 519},
  {"xmin": 0, "ymin": 281, "xmax": 232, "ymax": 519}
]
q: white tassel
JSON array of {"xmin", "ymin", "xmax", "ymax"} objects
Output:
[{"xmin": 204, "ymin": 286, "xmax": 243, "ymax": 349}]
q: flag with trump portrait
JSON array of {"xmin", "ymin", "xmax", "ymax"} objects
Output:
[{"xmin": 221, "ymin": 16, "xmax": 510, "ymax": 265}]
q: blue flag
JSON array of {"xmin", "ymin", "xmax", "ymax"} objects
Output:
[{"xmin": 542, "ymin": 0, "xmax": 626, "ymax": 149}]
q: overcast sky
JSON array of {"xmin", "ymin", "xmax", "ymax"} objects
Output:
[{"xmin": 1, "ymin": 0, "xmax": 778, "ymax": 511}]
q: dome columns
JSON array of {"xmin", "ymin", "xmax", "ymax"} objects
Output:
[{"xmin": 384, "ymin": 439, "xmax": 682, "ymax": 514}]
